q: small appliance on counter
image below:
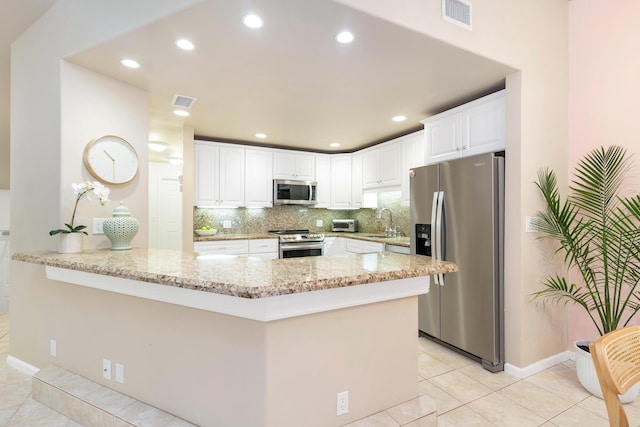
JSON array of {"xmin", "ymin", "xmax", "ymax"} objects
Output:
[{"xmin": 331, "ymin": 219, "xmax": 357, "ymax": 232}]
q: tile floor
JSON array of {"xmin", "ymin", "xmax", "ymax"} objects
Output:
[{"xmin": 1, "ymin": 309, "xmax": 640, "ymax": 426}]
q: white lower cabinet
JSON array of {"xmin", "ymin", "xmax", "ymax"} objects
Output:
[
  {"xmin": 346, "ymin": 239, "xmax": 384, "ymax": 254},
  {"xmin": 323, "ymin": 237, "xmax": 346, "ymax": 256},
  {"xmin": 194, "ymin": 240, "xmax": 249, "ymax": 255},
  {"xmin": 248, "ymin": 239, "xmax": 279, "ymax": 259}
]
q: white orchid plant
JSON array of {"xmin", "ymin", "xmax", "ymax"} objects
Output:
[{"xmin": 49, "ymin": 181, "xmax": 110, "ymax": 236}]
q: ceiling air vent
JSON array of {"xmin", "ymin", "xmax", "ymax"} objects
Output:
[
  {"xmin": 171, "ymin": 94, "xmax": 197, "ymax": 109},
  {"xmin": 442, "ymin": 0, "xmax": 472, "ymax": 30}
]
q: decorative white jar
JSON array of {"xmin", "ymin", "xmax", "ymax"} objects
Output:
[{"xmin": 103, "ymin": 202, "xmax": 139, "ymax": 251}]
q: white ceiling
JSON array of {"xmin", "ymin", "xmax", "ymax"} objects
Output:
[{"xmin": 3, "ymin": 1, "xmax": 515, "ymax": 164}]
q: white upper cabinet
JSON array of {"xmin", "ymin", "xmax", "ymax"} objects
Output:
[
  {"xmin": 194, "ymin": 142, "xmax": 245, "ymax": 207},
  {"xmin": 330, "ymin": 155, "xmax": 354, "ymax": 209},
  {"xmin": 273, "ymin": 151, "xmax": 315, "ymax": 180},
  {"xmin": 362, "ymin": 141, "xmax": 402, "ymax": 189},
  {"xmin": 401, "ymin": 130, "xmax": 426, "ymax": 206},
  {"xmin": 351, "ymin": 153, "xmax": 363, "ymax": 208},
  {"xmin": 245, "ymin": 148, "xmax": 273, "ymax": 207},
  {"xmin": 314, "ymin": 155, "xmax": 331, "ymax": 208},
  {"xmin": 423, "ymin": 90, "xmax": 505, "ymax": 164}
]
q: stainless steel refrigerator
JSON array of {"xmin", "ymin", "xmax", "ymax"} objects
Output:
[{"xmin": 410, "ymin": 152, "xmax": 505, "ymax": 372}]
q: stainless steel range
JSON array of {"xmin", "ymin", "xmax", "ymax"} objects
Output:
[{"xmin": 269, "ymin": 229, "xmax": 325, "ymax": 258}]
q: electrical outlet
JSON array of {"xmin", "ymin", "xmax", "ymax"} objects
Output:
[
  {"xmin": 316, "ymin": 219, "xmax": 323, "ymax": 227},
  {"xmin": 50, "ymin": 339, "xmax": 57, "ymax": 357},
  {"xmin": 115, "ymin": 363, "xmax": 124, "ymax": 383},
  {"xmin": 222, "ymin": 220, "xmax": 232, "ymax": 229},
  {"xmin": 525, "ymin": 216, "xmax": 536, "ymax": 233},
  {"xmin": 93, "ymin": 218, "xmax": 107, "ymax": 234},
  {"xmin": 336, "ymin": 391, "xmax": 349, "ymax": 416},
  {"xmin": 103, "ymin": 359, "xmax": 112, "ymax": 380}
]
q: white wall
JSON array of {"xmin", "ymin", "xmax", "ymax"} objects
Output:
[
  {"xmin": 335, "ymin": 0, "xmax": 570, "ymax": 368},
  {"xmin": 61, "ymin": 62, "xmax": 149, "ymax": 249},
  {"xmin": 0, "ymin": 190, "xmax": 8, "ymax": 228}
]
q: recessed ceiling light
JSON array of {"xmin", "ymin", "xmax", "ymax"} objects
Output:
[
  {"xmin": 148, "ymin": 141, "xmax": 169, "ymax": 152},
  {"xmin": 175, "ymin": 39, "xmax": 195, "ymax": 51},
  {"xmin": 392, "ymin": 115, "xmax": 407, "ymax": 122},
  {"xmin": 243, "ymin": 14, "xmax": 263, "ymax": 29},
  {"xmin": 255, "ymin": 133, "xmax": 267, "ymax": 139},
  {"xmin": 335, "ymin": 31, "xmax": 355, "ymax": 44},
  {"xmin": 120, "ymin": 59, "xmax": 140, "ymax": 69},
  {"xmin": 173, "ymin": 110, "xmax": 190, "ymax": 117},
  {"xmin": 330, "ymin": 143, "xmax": 341, "ymax": 148}
]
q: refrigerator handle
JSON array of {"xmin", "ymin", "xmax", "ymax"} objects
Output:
[
  {"xmin": 436, "ymin": 191, "xmax": 445, "ymax": 285},
  {"xmin": 431, "ymin": 192, "xmax": 440, "ymax": 285}
]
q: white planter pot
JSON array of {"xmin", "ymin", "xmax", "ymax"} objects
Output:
[
  {"xmin": 575, "ymin": 340, "xmax": 640, "ymax": 403},
  {"xmin": 57, "ymin": 233, "xmax": 83, "ymax": 254}
]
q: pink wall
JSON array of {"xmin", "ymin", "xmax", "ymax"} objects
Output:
[{"xmin": 568, "ymin": 0, "xmax": 640, "ymax": 344}]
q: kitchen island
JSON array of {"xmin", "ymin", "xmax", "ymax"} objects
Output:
[{"xmin": 12, "ymin": 249, "xmax": 456, "ymax": 426}]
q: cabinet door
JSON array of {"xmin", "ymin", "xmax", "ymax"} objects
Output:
[
  {"xmin": 362, "ymin": 241, "xmax": 384, "ymax": 253},
  {"xmin": 425, "ymin": 114, "xmax": 462, "ymax": 164},
  {"xmin": 314, "ymin": 155, "xmax": 331, "ymax": 208},
  {"xmin": 245, "ymin": 149, "xmax": 273, "ymax": 207},
  {"xmin": 218, "ymin": 146, "xmax": 245, "ymax": 207},
  {"xmin": 351, "ymin": 154, "xmax": 363, "ymax": 208},
  {"xmin": 377, "ymin": 142, "xmax": 401, "ymax": 186},
  {"xmin": 295, "ymin": 154, "xmax": 316, "ymax": 180},
  {"xmin": 346, "ymin": 238, "xmax": 364, "ymax": 253},
  {"xmin": 194, "ymin": 143, "xmax": 219, "ymax": 206},
  {"xmin": 401, "ymin": 131, "xmax": 426, "ymax": 206},
  {"xmin": 330, "ymin": 155, "xmax": 352, "ymax": 208},
  {"xmin": 273, "ymin": 152, "xmax": 315, "ymax": 180},
  {"xmin": 463, "ymin": 95, "xmax": 505, "ymax": 157},
  {"xmin": 361, "ymin": 150, "xmax": 379, "ymax": 188}
]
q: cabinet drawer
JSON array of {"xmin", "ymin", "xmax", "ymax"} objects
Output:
[
  {"xmin": 194, "ymin": 240, "xmax": 249, "ymax": 255},
  {"xmin": 249, "ymin": 239, "xmax": 279, "ymax": 254},
  {"xmin": 346, "ymin": 239, "xmax": 363, "ymax": 253},
  {"xmin": 362, "ymin": 241, "xmax": 384, "ymax": 253}
]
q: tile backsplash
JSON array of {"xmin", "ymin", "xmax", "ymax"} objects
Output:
[{"xmin": 194, "ymin": 191, "xmax": 409, "ymax": 237}]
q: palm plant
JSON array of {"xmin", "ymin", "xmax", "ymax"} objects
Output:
[{"xmin": 533, "ymin": 145, "xmax": 640, "ymax": 336}]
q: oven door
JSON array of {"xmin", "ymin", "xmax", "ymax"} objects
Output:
[{"xmin": 280, "ymin": 242, "xmax": 324, "ymax": 258}]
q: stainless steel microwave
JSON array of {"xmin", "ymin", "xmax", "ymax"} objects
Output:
[
  {"xmin": 332, "ymin": 219, "xmax": 357, "ymax": 232},
  {"xmin": 273, "ymin": 179, "xmax": 317, "ymax": 205}
]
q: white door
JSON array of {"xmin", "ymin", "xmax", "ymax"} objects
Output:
[{"xmin": 149, "ymin": 163, "xmax": 183, "ymax": 251}]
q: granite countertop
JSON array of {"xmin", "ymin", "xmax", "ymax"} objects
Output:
[
  {"xmin": 13, "ymin": 248, "xmax": 457, "ymax": 299},
  {"xmin": 195, "ymin": 232, "xmax": 410, "ymax": 247}
]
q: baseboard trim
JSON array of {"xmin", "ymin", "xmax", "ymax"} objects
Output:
[
  {"xmin": 504, "ymin": 350, "xmax": 573, "ymax": 379},
  {"xmin": 6, "ymin": 354, "xmax": 40, "ymax": 376}
]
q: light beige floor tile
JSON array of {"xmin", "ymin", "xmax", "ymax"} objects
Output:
[
  {"xmin": 52, "ymin": 389, "xmax": 113, "ymax": 426},
  {"xmin": 115, "ymin": 400, "xmax": 175, "ymax": 426},
  {"xmin": 0, "ymin": 381, "xmax": 32, "ymax": 410},
  {"xmin": 435, "ymin": 406, "xmax": 496, "ymax": 426},
  {"xmin": 0, "ymin": 313, "xmax": 8, "ymax": 336},
  {"xmin": 467, "ymin": 391, "xmax": 546, "ymax": 426},
  {"xmin": 342, "ymin": 410, "xmax": 400, "ymax": 427},
  {"xmin": 426, "ymin": 346, "xmax": 475, "ymax": 369},
  {"xmin": 498, "ymin": 379, "xmax": 574, "ymax": 419},
  {"xmin": 418, "ymin": 351, "xmax": 454, "ymax": 379},
  {"xmin": 5, "ymin": 396, "xmax": 70, "ymax": 427},
  {"xmin": 84, "ymin": 384, "xmax": 137, "ymax": 414},
  {"xmin": 417, "ymin": 380, "xmax": 463, "ymax": 414},
  {"xmin": 403, "ymin": 413, "xmax": 435, "ymax": 427},
  {"xmin": 457, "ymin": 363, "xmax": 519, "ymax": 391},
  {"xmin": 545, "ymin": 361, "xmax": 577, "ymax": 381},
  {"xmin": 575, "ymin": 395, "xmax": 607, "ymax": 418},
  {"xmin": 427, "ymin": 370, "xmax": 493, "ymax": 404},
  {"xmin": 525, "ymin": 369, "xmax": 590, "ymax": 404},
  {"xmin": 417, "ymin": 337, "xmax": 442, "ymax": 353},
  {"xmin": 548, "ymin": 405, "xmax": 609, "ymax": 427},
  {"xmin": 0, "ymin": 359, "xmax": 31, "ymax": 386},
  {"xmin": 48, "ymin": 370, "xmax": 103, "ymax": 399},
  {"xmin": 385, "ymin": 395, "xmax": 435, "ymax": 425},
  {"xmin": 0, "ymin": 334, "xmax": 9, "ymax": 354},
  {"xmin": 163, "ymin": 417, "xmax": 199, "ymax": 426}
]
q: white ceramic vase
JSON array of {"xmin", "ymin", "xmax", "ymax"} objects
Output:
[
  {"xmin": 57, "ymin": 233, "xmax": 83, "ymax": 253},
  {"xmin": 574, "ymin": 340, "xmax": 640, "ymax": 403}
]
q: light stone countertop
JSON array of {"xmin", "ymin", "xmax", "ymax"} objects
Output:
[{"xmin": 13, "ymin": 248, "xmax": 457, "ymax": 299}]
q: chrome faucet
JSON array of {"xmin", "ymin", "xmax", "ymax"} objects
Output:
[{"xmin": 377, "ymin": 208, "xmax": 393, "ymax": 236}]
